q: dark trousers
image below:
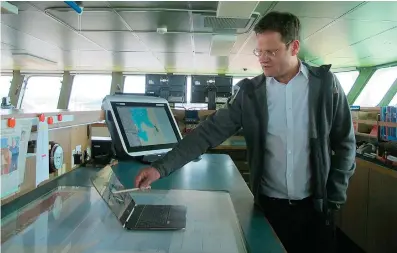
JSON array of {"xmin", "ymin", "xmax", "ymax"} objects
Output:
[{"xmin": 259, "ymin": 195, "xmax": 337, "ymax": 253}]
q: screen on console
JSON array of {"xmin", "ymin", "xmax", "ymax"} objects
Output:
[
  {"xmin": 110, "ymin": 102, "xmax": 181, "ymax": 153},
  {"xmin": 91, "ymin": 165, "xmax": 135, "ymax": 225}
]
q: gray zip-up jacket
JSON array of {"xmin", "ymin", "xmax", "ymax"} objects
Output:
[{"xmin": 152, "ymin": 62, "xmax": 356, "ymax": 215}]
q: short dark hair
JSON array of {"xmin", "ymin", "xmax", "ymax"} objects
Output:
[{"xmin": 254, "ymin": 11, "xmax": 301, "ymax": 43}]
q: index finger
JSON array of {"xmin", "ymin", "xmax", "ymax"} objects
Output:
[{"xmin": 134, "ymin": 173, "xmax": 143, "ymax": 188}]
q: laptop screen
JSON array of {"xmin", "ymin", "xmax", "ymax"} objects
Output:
[
  {"xmin": 110, "ymin": 101, "xmax": 182, "ymax": 154},
  {"xmin": 90, "ymin": 165, "xmax": 135, "ymax": 225}
]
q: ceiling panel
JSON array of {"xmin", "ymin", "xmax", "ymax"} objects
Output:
[
  {"xmin": 115, "ymin": 52, "xmax": 165, "ymax": 71},
  {"xmin": 1, "ymin": 24, "xmax": 61, "ymax": 61},
  {"xmin": 1, "ymin": 10, "xmax": 104, "ymax": 51},
  {"xmin": 45, "ymin": 10, "xmax": 130, "ymax": 31},
  {"xmin": 8, "ymin": 1, "xmax": 36, "ymax": 11},
  {"xmin": 230, "ymin": 32, "xmax": 253, "ymax": 54},
  {"xmin": 156, "ymin": 53, "xmax": 195, "ymax": 72},
  {"xmin": 303, "ymin": 19, "xmax": 397, "ymax": 58},
  {"xmin": 194, "ymin": 54, "xmax": 229, "ymax": 74},
  {"xmin": 311, "ymin": 56, "xmax": 360, "ymax": 66},
  {"xmin": 233, "ymin": 32, "xmax": 255, "ymax": 55},
  {"xmin": 299, "ymin": 17, "xmax": 334, "ymax": 39},
  {"xmin": 0, "ymin": 47, "xmax": 64, "ymax": 71},
  {"xmin": 326, "ymin": 27, "xmax": 397, "ymax": 59},
  {"xmin": 1, "ymin": 42, "xmax": 17, "ymax": 50},
  {"xmin": 137, "ymin": 33, "xmax": 192, "ymax": 53},
  {"xmin": 63, "ymin": 51, "xmax": 114, "ymax": 69},
  {"xmin": 20, "ymin": 1, "xmax": 115, "ymax": 11},
  {"xmin": 194, "ymin": 35, "xmax": 212, "ymax": 53},
  {"xmin": 119, "ymin": 11, "xmax": 191, "ymax": 32},
  {"xmin": 343, "ymin": 1, "xmax": 397, "ymax": 22},
  {"xmin": 234, "ymin": 16, "xmax": 334, "ymax": 56},
  {"xmin": 108, "ymin": 1, "xmax": 217, "ymax": 10},
  {"xmin": 1, "ymin": 50, "xmax": 14, "ymax": 70},
  {"xmin": 346, "ymin": 56, "xmax": 397, "ymax": 68},
  {"xmin": 229, "ymin": 54, "xmax": 261, "ymax": 72},
  {"xmin": 272, "ymin": 1, "xmax": 363, "ymax": 19},
  {"xmin": 82, "ymin": 32, "xmax": 147, "ymax": 52}
]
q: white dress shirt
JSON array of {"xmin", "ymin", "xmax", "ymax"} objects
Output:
[{"xmin": 260, "ymin": 61, "xmax": 313, "ymax": 200}]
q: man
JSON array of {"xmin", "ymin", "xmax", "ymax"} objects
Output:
[{"xmin": 135, "ymin": 11, "xmax": 356, "ymax": 253}]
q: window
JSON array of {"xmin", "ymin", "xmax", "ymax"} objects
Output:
[
  {"xmin": 175, "ymin": 76, "xmax": 207, "ymax": 109},
  {"xmin": 389, "ymin": 93, "xmax": 397, "ymax": 106},
  {"xmin": 21, "ymin": 76, "xmax": 62, "ymax": 111},
  {"xmin": 0, "ymin": 75, "xmax": 12, "ymax": 98},
  {"xmin": 124, "ymin": 75, "xmax": 145, "ymax": 94},
  {"xmin": 69, "ymin": 75, "xmax": 112, "ymax": 111},
  {"xmin": 334, "ymin": 71, "xmax": 359, "ymax": 95},
  {"xmin": 354, "ymin": 66, "xmax": 397, "ymax": 107}
]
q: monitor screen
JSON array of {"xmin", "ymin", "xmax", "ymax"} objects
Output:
[
  {"xmin": 145, "ymin": 74, "xmax": 187, "ymax": 103},
  {"xmin": 110, "ymin": 101, "xmax": 181, "ymax": 154},
  {"xmin": 90, "ymin": 165, "xmax": 135, "ymax": 225}
]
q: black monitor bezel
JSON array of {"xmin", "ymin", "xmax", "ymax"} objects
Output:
[{"xmin": 110, "ymin": 101, "xmax": 181, "ymax": 153}]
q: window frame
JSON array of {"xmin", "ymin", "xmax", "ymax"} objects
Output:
[
  {"xmin": 334, "ymin": 70, "xmax": 360, "ymax": 96},
  {"xmin": 353, "ymin": 65, "xmax": 397, "ymax": 107}
]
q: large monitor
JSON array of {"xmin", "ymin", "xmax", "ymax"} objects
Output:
[
  {"xmin": 145, "ymin": 74, "xmax": 187, "ymax": 103},
  {"xmin": 191, "ymin": 75, "xmax": 232, "ymax": 109},
  {"xmin": 102, "ymin": 95, "xmax": 182, "ymax": 159}
]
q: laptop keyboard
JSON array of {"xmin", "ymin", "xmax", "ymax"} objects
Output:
[{"xmin": 135, "ymin": 205, "xmax": 171, "ymax": 228}]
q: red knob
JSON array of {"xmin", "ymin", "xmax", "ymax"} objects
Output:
[
  {"xmin": 39, "ymin": 114, "xmax": 45, "ymax": 122},
  {"xmin": 47, "ymin": 116, "xmax": 54, "ymax": 125},
  {"xmin": 7, "ymin": 118, "xmax": 16, "ymax": 128},
  {"xmin": 57, "ymin": 114, "xmax": 62, "ymax": 121}
]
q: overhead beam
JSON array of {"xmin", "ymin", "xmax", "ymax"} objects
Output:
[
  {"xmin": 378, "ymin": 77, "xmax": 397, "ymax": 106},
  {"xmin": 347, "ymin": 67, "xmax": 376, "ymax": 105},
  {"xmin": 57, "ymin": 71, "xmax": 74, "ymax": 109}
]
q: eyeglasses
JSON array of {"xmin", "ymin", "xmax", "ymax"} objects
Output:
[{"xmin": 253, "ymin": 40, "xmax": 293, "ymax": 58}]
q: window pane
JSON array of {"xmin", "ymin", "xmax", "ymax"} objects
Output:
[
  {"xmin": 354, "ymin": 66, "xmax": 397, "ymax": 107},
  {"xmin": 69, "ymin": 75, "xmax": 111, "ymax": 111},
  {"xmin": 175, "ymin": 76, "xmax": 207, "ymax": 109},
  {"xmin": 21, "ymin": 76, "xmax": 62, "ymax": 111},
  {"xmin": 123, "ymin": 75, "xmax": 145, "ymax": 93},
  {"xmin": 389, "ymin": 93, "xmax": 397, "ymax": 106},
  {"xmin": 0, "ymin": 75, "xmax": 12, "ymax": 98},
  {"xmin": 334, "ymin": 71, "xmax": 359, "ymax": 95}
]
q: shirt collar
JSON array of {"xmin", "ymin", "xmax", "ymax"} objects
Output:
[
  {"xmin": 266, "ymin": 60, "xmax": 309, "ymax": 84},
  {"xmin": 299, "ymin": 60, "xmax": 309, "ymax": 79}
]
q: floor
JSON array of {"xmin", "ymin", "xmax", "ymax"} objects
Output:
[{"xmin": 336, "ymin": 228, "xmax": 366, "ymax": 253}]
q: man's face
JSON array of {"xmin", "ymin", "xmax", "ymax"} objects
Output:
[{"xmin": 254, "ymin": 31, "xmax": 299, "ymax": 78}]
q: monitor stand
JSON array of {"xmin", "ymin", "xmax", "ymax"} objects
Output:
[
  {"xmin": 207, "ymin": 88, "xmax": 217, "ymax": 110},
  {"xmin": 136, "ymin": 153, "xmax": 167, "ymax": 164}
]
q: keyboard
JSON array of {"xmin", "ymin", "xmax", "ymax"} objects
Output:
[{"xmin": 135, "ymin": 205, "xmax": 171, "ymax": 228}]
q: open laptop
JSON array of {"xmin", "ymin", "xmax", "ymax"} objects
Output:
[
  {"xmin": 91, "ymin": 165, "xmax": 187, "ymax": 230},
  {"xmin": 101, "ymin": 94, "xmax": 183, "ymax": 163}
]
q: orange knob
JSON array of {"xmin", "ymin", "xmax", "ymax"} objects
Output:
[
  {"xmin": 7, "ymin": 118, "xmax": 16, "ymax": 128},
  {"xmin": 39, "ymin": 114, "xmax": 45, "ymax": 122}
]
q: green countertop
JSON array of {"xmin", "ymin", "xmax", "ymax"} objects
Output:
[{"xmin": 1, "ymin": 154, "xmax": 285, "ymax": 253}]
